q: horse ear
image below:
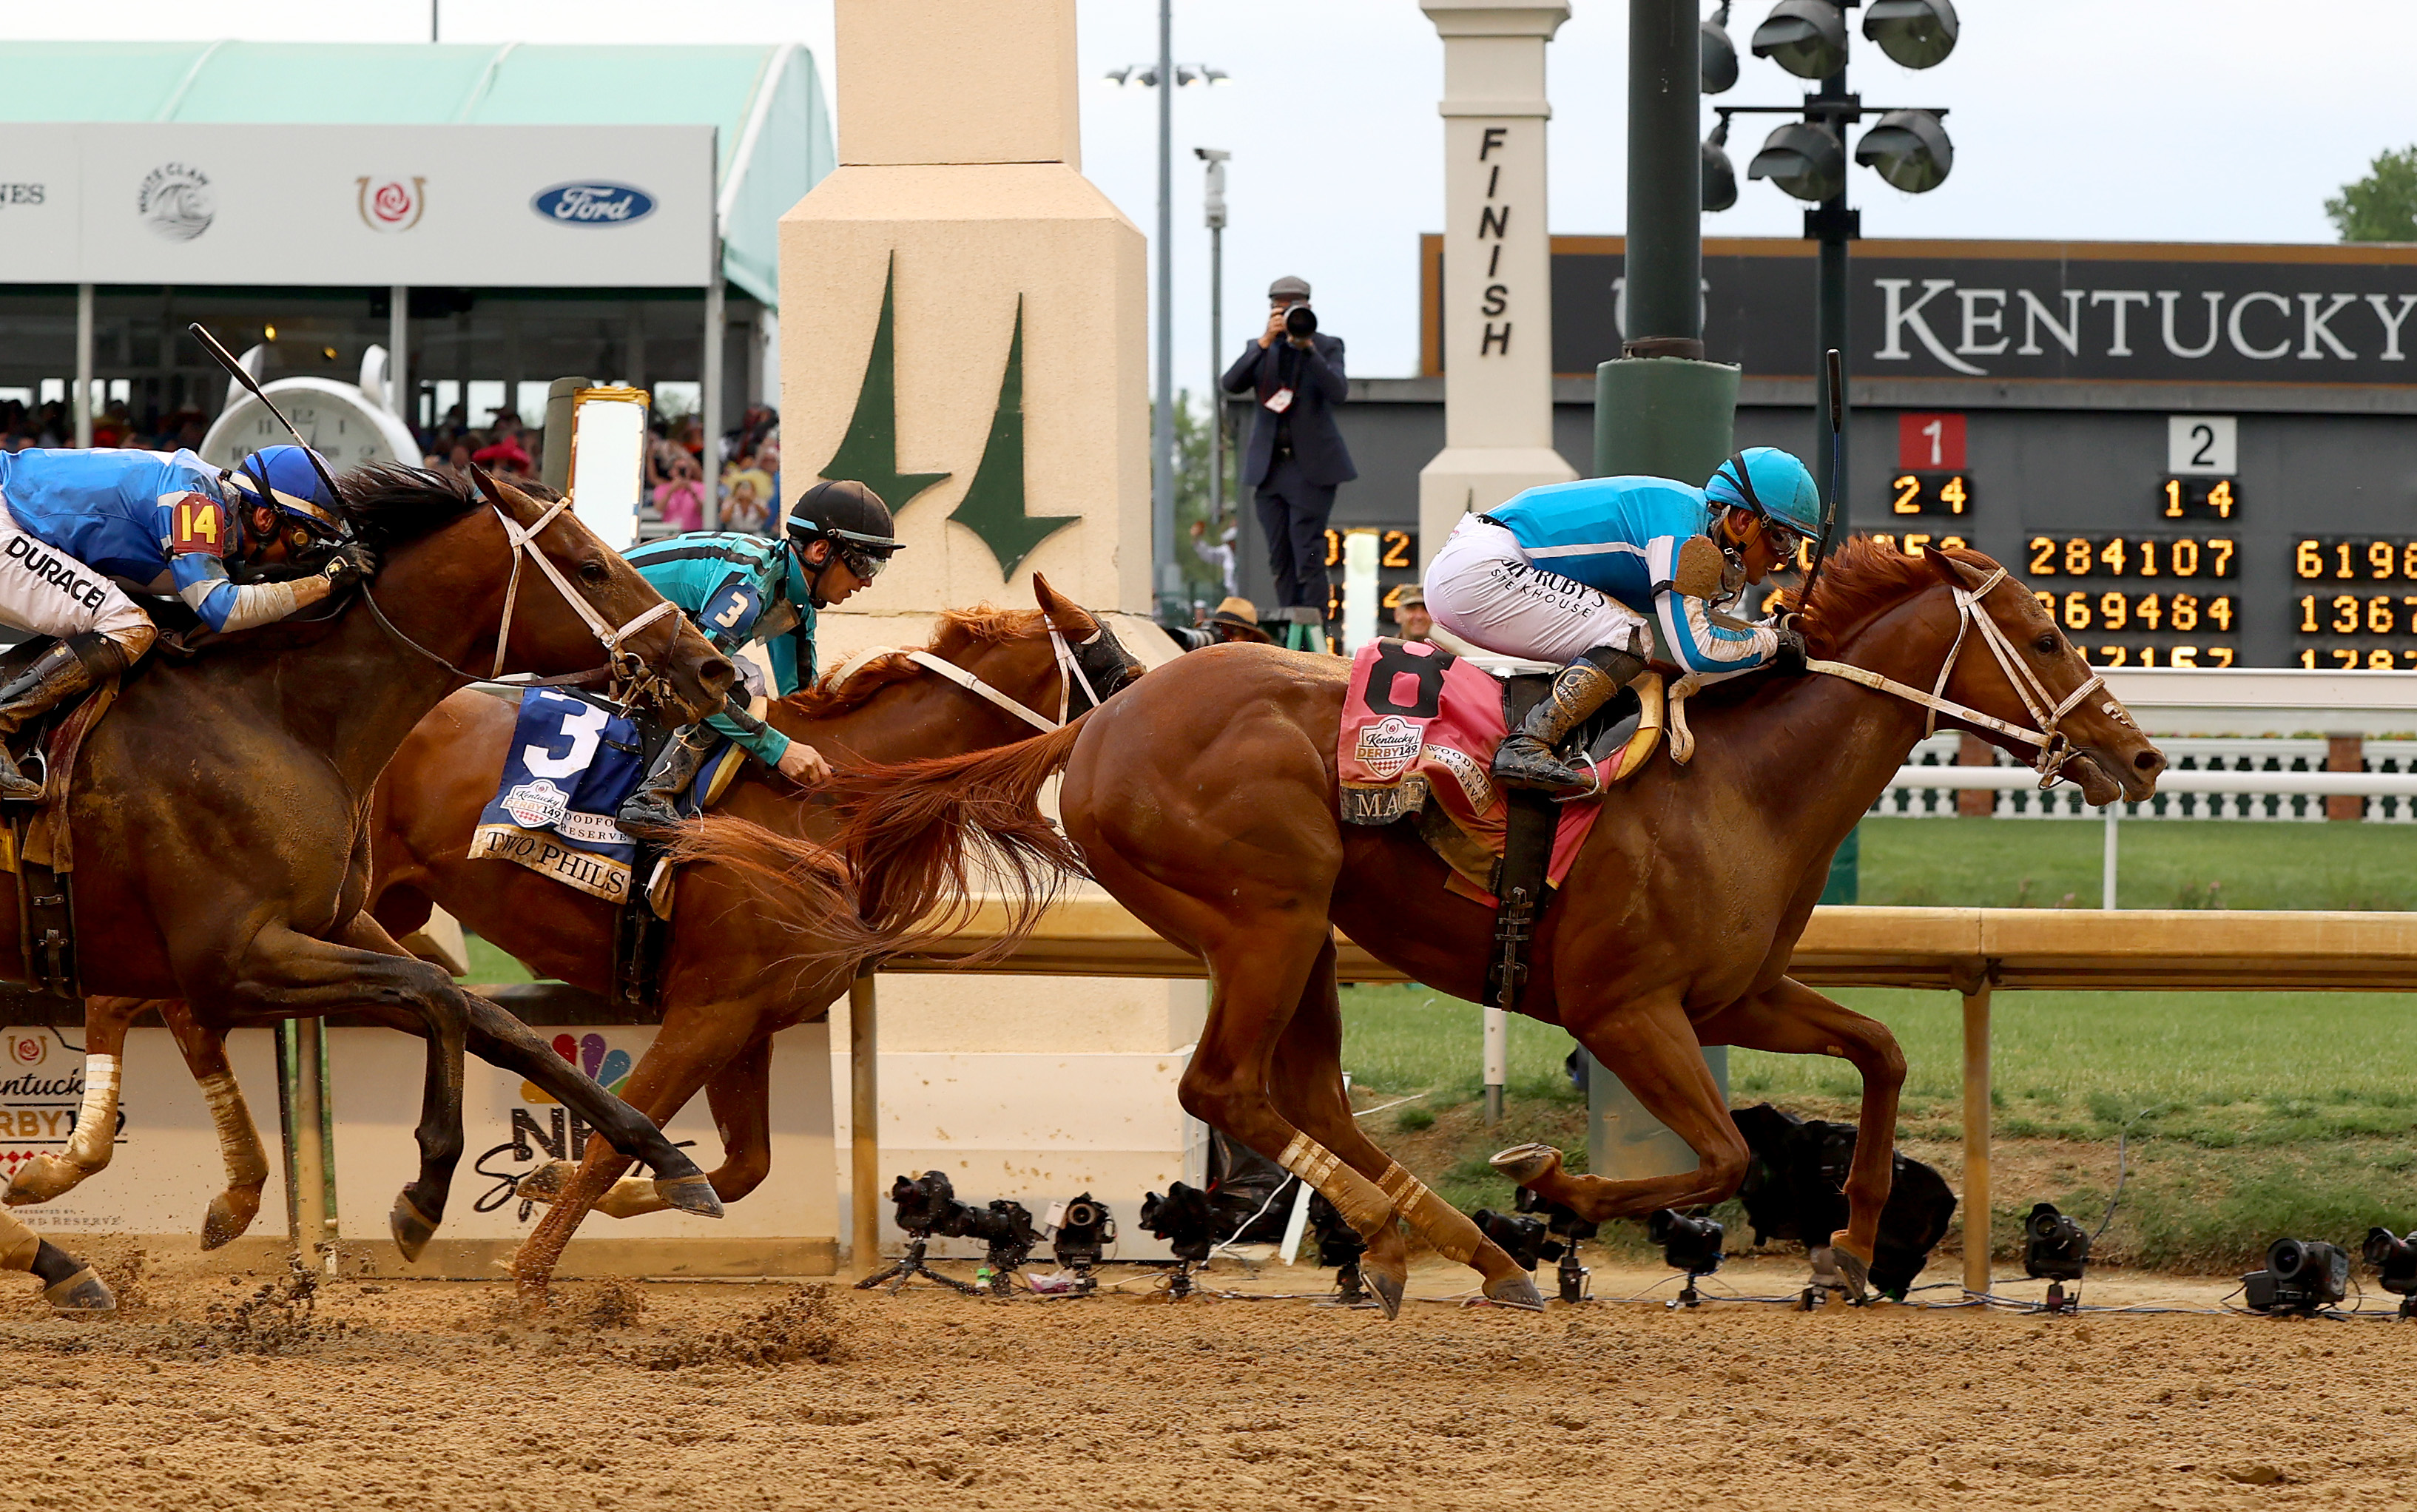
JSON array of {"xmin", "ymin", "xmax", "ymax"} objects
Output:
[
  {"xmin": 1919, "ymin": 543, "xmax": 1977, "ymax": 589},
  {"xmin": 1029, "ymin": 573, "xmax": 1100, "ymax": 639}
]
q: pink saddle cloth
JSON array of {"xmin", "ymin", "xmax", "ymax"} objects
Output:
[{"xmin": 1336, "ymin": 638, "xmax": 1604, "ymax": 903}]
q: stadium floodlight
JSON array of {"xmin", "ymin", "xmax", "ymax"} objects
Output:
[
  {"xmin": 1702, "ymin": 116, "xmax": 1739, "ymax": 212},
  {"xmin": 1702, "ymin": 1, "xmax": 1739, "ymax": 95},
  {"xmin": 1855, "ymin": 109, "xmax": 1955, "ymax": 193},
  {"xmin": 1750, "ymin": 0, "xmax": 1848, "ymax": 81},
  {"xmin": 1862, "ymin": 0, "xmax": 1959, "ymax": 69},
  {"xmin": 1747, "ymin": 120, "xmax": 1845, "ymax": 203}
]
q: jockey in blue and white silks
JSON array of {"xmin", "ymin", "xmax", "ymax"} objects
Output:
[
  {"xmin": 0, "ymin": 444, "xmax": 369, "ymax": 800},
  {"xmin": 1423, "ymin": 447, "xmax": 1821, "ymax": 792}
]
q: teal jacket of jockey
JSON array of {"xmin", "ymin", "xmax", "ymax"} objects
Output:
[
  {"xmin": 624, "ymin": 532, "xmax": 815, "ymax": 768},
  {"xmin": 1483, "ymin": 475, "xmax": 1778, "ymax": 679}
]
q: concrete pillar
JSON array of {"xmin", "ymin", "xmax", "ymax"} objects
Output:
[
  {"xmin": 779, "ymin": 0, "xmax": 1147, "ymax": 612},
  {"xmin": 1416, "ymin": 0, "xmax": 1577, "ymax": 566}
]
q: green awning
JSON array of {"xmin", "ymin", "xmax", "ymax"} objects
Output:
[{"xmin": 0, "ymin": 39, "xmax": 831, "ymax": 306}]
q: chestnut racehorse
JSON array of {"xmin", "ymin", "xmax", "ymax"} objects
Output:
[
  {"xmin": 697, "ymin": 541, "xmax": 2165, "ymax": 1316},
  {"xmin": 1, "ymin": 465, "xmax": 737, "ymax": 1257},
  {"xmin": 41, "ymin": 580, "xmax": 1142, "ymax": 1294}
]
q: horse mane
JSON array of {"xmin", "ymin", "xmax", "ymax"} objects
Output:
[
  {"xmin": 334, "ymin": 462, "xmax": 487, "ymax": 549},
  {"xmin": 781, "ymin": 605, "xmax": 1048, "ymax": 720},
  {"xmin": 1787, "ymin": 534, "xmax": 1999, "ymax": 658}
]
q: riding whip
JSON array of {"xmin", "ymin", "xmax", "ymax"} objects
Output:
[
  {"xmin": 187, "ymin": 321, "xmax": 348, "ymax": 510},
  {"xmin": 1796, "ymin": 347, "xmax": 1847, "ymax": 614}
]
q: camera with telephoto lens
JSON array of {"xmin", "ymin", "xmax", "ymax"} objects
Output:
[
  {"xmin": 1305, "ymin": 1192, "xmax": 1369, "ymax": 1304},
  {"xmin": 1647, "ymin": 1208, "xmax": 1725, "ymax": 1308},
  {"xmin": 890, "ymin": 1170, "xmax": 963, "ymax": 1235},
  {"xmin": 1514, "ymin": 1184, "xmax": 1599, "ymax": 1304},
  {"xmin": 1472, "ymin": 1209, "xmax": 1563, "ymax": 1274},
  {"xmin": 1140, "ymin": 1181, "xmax": 1218, "ymax": 1300},
  {"xmin": 2023, "ymin": 1201, "xmax": 2091, "ymax": 1313},
  {"xmin": 2242, "ymin": 1236, "xmax": 2350, "ymax": 1316},
  {"xmin": 1283, "ymin": 303, "xmax": 1318, "ymax": 340},
  {"xmin": 1047, "ymin": 1192, "xmax": 1116, "ymax": 1292},
  {"xmin": 880, "ymin": 1170, "xmax": 1034, "ymax": 1296},
  {"xmin": 2364, "ymin": 1227, "xmax": 2417, "ymax": 1318}
]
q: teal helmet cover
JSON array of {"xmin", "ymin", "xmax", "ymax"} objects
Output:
[{"xmin": 1705, "ymin": 447, "xmax": 1822, "ymax": 540}]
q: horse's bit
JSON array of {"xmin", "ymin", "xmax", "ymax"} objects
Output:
[{"xmin": 1804, "ymin": 564, "xmax": 2110, "ymax": 786}]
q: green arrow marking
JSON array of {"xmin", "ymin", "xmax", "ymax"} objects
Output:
[
  {"xmin": 950, "ymin": 297, "xmax": 1075, "ymax": 578},
  {"xmin": 815, "ymin": 252, "xmax": 950, "ymax": 513}
]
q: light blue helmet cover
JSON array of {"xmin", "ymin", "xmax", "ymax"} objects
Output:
[
  {"xmin": 1705, "ymin": 446, "xmax": 1821, "ymax": 539},
  {"xmin": 223, "ymin": 444, "xmax": 344, "ymax": 535}
]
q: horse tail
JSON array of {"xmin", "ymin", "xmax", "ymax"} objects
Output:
[{"xmin": 665, "ymin": 715, "xmax": 1089, "ymax": 971}]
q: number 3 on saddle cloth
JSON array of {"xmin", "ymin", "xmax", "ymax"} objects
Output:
[
  {"xmin": 472, "ymin": 687, "xmax": 746, "ymax": 912},
  {"xmin": 1336, "ymin": 638, "xmax": 1676, "ymax": 908}
]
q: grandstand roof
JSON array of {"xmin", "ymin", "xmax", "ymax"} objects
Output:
[{"xmin": 0, "ymin": 41, "xmax": 831, "ymax": 305}]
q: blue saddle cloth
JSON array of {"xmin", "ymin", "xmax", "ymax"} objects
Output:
[{"xmin": 471, "ymin": 689, "xmax": 732, "ymax": 904}]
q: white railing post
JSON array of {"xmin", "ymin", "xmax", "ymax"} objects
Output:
[
  {"xmin": 2102, "ymin": 804, "xmax": 2118, "ymax": 909},
  {"xmin": 1482, "ymin": 1007, "xmax": 1507, "ymax": 1124}
]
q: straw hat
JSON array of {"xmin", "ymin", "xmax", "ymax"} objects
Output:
[{"xmin": 1209, "ymin": 596, "xmax": 1274, "ymax": 643}]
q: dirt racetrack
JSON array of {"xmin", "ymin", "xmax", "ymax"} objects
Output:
[{"xmin": 4, "ymin": 1246, "xmax": 2413, "ymax": 1511}]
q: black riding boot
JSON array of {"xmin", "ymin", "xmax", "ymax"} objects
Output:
[
  {"xmin": 1491, "ymin": 646, "xmax": 1646, "ymax": 793},
  {"xmin": 0, "ymin": 635, "xmax": 125, "ymax": 803},
  {"xmin": 616, "ymin": 729, "xmax": 712, "ymax": 837}
]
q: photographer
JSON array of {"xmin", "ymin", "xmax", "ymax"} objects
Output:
[{"xmin": 1221, "ymin": 274, "xmax": 1356, "ymax": 615}]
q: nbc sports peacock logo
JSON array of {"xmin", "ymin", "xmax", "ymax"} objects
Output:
[
  {"xmin": 530, "ymin": 181, "xmax": 655, "ymax": 227},
  {"xmin": 519, "ymin": 1031, "xmax": 634, "ymax": 1104},
  {"xmin": 138, "ymin": 163, "xmax": 214, "ymax": 242}
]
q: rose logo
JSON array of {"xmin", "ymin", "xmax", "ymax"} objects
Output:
[
  {"xmin": 9, "ymin": 1034, "xmax": 44, "ymax": 1066},
  {"xmin": 355, "ymin": 175, "xmax": 428, "ymax": 234}
]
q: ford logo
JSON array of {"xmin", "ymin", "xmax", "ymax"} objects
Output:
[{"xmin": 530, "ymin": 182, "xmax": 656, "ymax": 226}]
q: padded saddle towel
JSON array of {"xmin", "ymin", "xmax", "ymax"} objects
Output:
[
  {"xmin": 473, "ymin": 687, "xmax": 741, "ymax": 904},
  {"xmin": 1336, "ymin": 638, "xmax": 1605, "ymax": 903}
]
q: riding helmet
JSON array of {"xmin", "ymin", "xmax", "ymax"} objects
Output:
[
  {"xmin": 1705, "ymin": 447, "xmax": 1822, "ymax": 542},
  {"xmin": 222, "ymin": 444, "xmax": 345, "ymax": 538},
  {"xmin": 786, "ymin": 479, "xmax": 901, "ymax": 576}
]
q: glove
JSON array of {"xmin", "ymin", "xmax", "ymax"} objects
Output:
[
  {"xmin": 320, "ymin": 543, "xmax": 379, "ymax": 588},
  {"xmin": 1771, "ymin": 618, "xmax": 1810, "ymax": 673}
]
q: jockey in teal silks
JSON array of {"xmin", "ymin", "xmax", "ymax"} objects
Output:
[
  {"xmin": 614, "ymin": 479, "xmax": 899, "ymax": 834},
  {"xmin": 1421, "ymin": 448, "xmax": 1821, "ymax": 794}
]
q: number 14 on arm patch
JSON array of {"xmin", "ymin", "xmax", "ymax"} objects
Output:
[{"xmin": 167, "ymin": 495, "xmax": 227, "ymax": 557}]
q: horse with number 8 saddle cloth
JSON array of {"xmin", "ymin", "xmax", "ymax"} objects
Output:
[{"xmin": 1336, "ymin": 636, "xmax": 1693, "ymax": 907}]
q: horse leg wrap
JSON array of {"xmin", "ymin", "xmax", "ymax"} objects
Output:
[
  {"xmin": 0, "ymin": 1206, "xmax": 42, "ymax": 1272},
  {"xmin": 1280, "ymin": 1133, "xmax": 1391, "ymax": 1236},
  {"xmin": 201, "ymin": 1073, "xmax": 268, "ymax": 1189},
  {"xmin": 64, "ymin": 1053, "xmax": 117, "ymax": 1171},
  {"xmin": 1377, "ymin": 1161, "xmax": 1480, "ymax": 1266}
]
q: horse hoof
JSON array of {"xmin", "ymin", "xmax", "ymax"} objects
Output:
[
  {"xmin": 5, "ymin": 1154, "xmax": 83, "ymax": 1206},
  {"xmin": 1363, "ymin": 1263, "xmax": 1406, "ymax": 1321},
  {"xmin": 390, "ymin": 1191, "xmax": 440, "ymax": 1261},
  {"xmin": 1484, "ymin": 1272, "xmax": 1545, "ymax": 1312},
  {"xmin": 514, "ymin": 1159, "xmax": 577, "ymax": 1205},
  {"xmin": 200, "ymin": 1192, "xmax": 260, "ymax": 1252},
  {"xmin": 1827, "ymin": 1233, "xmax": 1873, "ymax": 1303},
  {"xmin": 653, "ymin": 1173, "xmax": 725, "ymax": 1219},
  {"xmin": 1489, "ymin": 1142, "xmax": 1563, "ymax": 1187},
  {"xmin": 42, "ymin": 1266, "xmax": 115, "ymax": 1314}
]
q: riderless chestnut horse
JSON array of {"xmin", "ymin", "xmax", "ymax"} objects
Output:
[
  {"xmin": 1, "ymin": 464, "xmax": 738, "ymax": 1257},
  {"xmin": 690, "ymin": 540, "xmax": 2165, "ymax": 1316},
  {"xmin": 38, "ymin": 580, "xmax": 1142, "ymax": 1297}
]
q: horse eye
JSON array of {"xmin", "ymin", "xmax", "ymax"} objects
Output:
[
  {"xmin": 2034, "ymin": 632, "xmax": 2059, "ymax": 655},
  {"xmin": 579, "ymin": 559, "xmax": 610, "ymax": 587}
]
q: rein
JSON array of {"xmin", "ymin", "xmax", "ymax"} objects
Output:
[
  {"xmin": 1803, "ymin": 565, "xmax": 2108, "ymax": 786},
  {"xmin": 857, "ymin": 623, "xmax": 1118, "ymax": 734},
  {"xmin": 358, "ymin": 491, "xmax": 679, "ymax": 707}
]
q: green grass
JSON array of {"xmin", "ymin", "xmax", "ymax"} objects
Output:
[
  {"xmin": 1857, "ymin": 815, "xmax": 2417, "ymax": 911},
  {"xmin": 461, "ymin": 934, "xmax": 538, "ymax": 984}
]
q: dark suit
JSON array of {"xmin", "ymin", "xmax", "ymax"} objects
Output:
[{"xmin": 1222, "ymin": 331, "xmax": 1357, "ymax": 610}]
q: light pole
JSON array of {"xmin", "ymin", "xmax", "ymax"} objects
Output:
[
  {"xmin": 1105, "ymin": 44, "xmax": 1229, "ymax": 618},
  {"xmin": 1196, "ymin": 147, "xmax": 1230, "ymax": 539},
  {"xmin": 1704, "ymin": 0, "xmax": 1958, "ymax": 530}
]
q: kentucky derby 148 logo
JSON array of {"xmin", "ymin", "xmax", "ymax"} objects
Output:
[
  {"xmin": 530, "ymin": 182, "xmax": 655, "ymax": 226},
  {"xmin": 1353, "ymin": 715, "xmax": 1426, "ymax": 782},
  {"xmin": 355, "ymin": 175, "xmax": 426, "ymax": 232},
  {"xmin": 138, "ymin": 163, "xmax": 213, "ymax": 242}
]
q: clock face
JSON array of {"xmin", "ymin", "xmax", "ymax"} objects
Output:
[{"xmin": 198, "ymin": 379, "xmax": 421, "ymax": 476}]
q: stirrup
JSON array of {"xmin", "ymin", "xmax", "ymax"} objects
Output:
[{"xmin": 1491, "ymin": 735, "xmax": 1592, "ymax": 794}]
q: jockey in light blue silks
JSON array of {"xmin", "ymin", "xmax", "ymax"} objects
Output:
[
  {"xmin": 0, "ymin": 444, "xmax": 373, "ymax": 800},
  {"xmin": 613, "ymin": 478, "xmax": 899, "ymax": 834},
  {"xmin": 1421, "ymin": 447, "xmax": 1822, "ymax": 793}
]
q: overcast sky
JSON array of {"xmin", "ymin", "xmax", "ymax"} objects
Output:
[{"xmin": 23, "ymin": 1, "xmax": 2412, "ymax": 388}]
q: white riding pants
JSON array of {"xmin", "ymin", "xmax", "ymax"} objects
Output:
[
  {"xmin": 0, "ymin": 509, "xmax": 155, "ymax": 654},
  {"xmin": 1423, "ymin": 515, "xmax": 1653, "ymax": 665}
]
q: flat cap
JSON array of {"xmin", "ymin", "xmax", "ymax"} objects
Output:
[{"xmin": 1267, "ymin": 274, "xmax": 1312, "ymax": 300}]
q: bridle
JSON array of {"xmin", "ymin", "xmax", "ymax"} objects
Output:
[
  {"xmin": 360, "ymin": 476, "xmax": 681, "ymax": 711},
  {"xmin": 854, "ymin": 622, "xmax": 1130, "ymax": 734},
  {"xmin": 1803, "ymin": 564, "xmax": 2109, "ymax": 786}
]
